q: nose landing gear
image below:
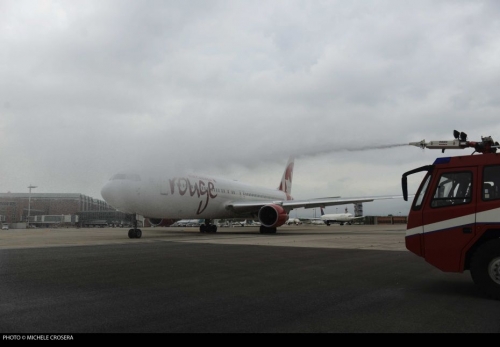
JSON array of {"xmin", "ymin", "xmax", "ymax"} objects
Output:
[{"xmin": 128, "ymin": 214, "xmax": 142, "ymax": 239}]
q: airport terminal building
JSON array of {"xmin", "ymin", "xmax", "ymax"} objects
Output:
[{"xmin": 0, "ymin": 193, "xmax": 134, "ymax": 228}]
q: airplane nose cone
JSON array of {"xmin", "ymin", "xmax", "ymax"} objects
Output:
[
  {"xmin": 100, "ymin": 181, "xmax": 115, "ymax": 206},
  {"xmin": 100, "ymin": 178, "xmax": 138, "ymax": 214}
]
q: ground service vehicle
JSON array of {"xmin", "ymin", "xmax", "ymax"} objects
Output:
[{"xmin": 402, "ymin": 130, "xmax": 500, "ymax": 300}]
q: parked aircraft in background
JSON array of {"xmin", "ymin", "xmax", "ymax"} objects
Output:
[
  {"xmin": 299, "ymin": 203, "xmax": 364, "ymax": 226},
  {"xmin": 237, "ymin": 219, "xmax": 262, "ymax": 227},
  {"xmin": 319, "ymin": 207, "xmax": 364, "ymax": 226},
  {"xmin": 230, "ymin": 220, "xmax": 246, "ymax": 227},
  {"xmin": 170, "ymin": 219, "xmax": 203, "ymax": 227},
  {"xmin": 101, "ymin": 156, "xmax": 405, "ymax": 238},
  {"xmin": 214, "ymin": 219, "xmax": 259, "ymax": 227},
  {"xmin": 216, "ymin": 220, "xmax": 231, "ymax": 228},
  {"xmin": 286, "ymin": 217, "xmax": 302, "ymax": 225},
  {"xmin": 310, "ymin": 218, "xmax": 326, "ymax": 225}
]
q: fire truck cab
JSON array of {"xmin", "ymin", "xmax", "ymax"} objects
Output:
[{"xmin": 403, "ymin": 131, "xmax": 500, "ymax": 300}]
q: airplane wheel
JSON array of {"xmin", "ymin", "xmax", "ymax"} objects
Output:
[
  {"xmin": 210, "ymin": 225, "xmax": 217, "ymax": 233},
  {"xmin": 135, "ymin": 229, "xmax": 142, "ymax": 238},
  {"xmin": 128, "ymin": 229, "xmax": 142, "ymax": 238},
  {"xmin": 128, "ymin": 229, "xmax": 136, "ymax": 239},
  {"xmin": 200, "ymin": 225, "xmax": 207, "ymax": 233}
]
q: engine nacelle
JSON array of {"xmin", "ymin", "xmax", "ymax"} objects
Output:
[
  {"xmin": 146, "ymin": 218, "xmax": 177, "ymax": 227},
  {"xmin": 258, "ymin": 204, "xmax": 289, "ymax": 228}
]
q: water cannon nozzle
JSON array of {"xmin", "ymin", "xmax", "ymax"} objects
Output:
[{"xmin": 409, "ymin": 140, "xmax": 426, "ymax": 149}]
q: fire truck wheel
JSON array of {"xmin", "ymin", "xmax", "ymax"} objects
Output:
[{"xmin": 470, "ymin": 239, "xmax": 500, "ymax": 300}]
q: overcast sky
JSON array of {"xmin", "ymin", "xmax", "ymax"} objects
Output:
[{"xmin": 2, "ymin": 0, "xmax": 500, "ymax": 217}]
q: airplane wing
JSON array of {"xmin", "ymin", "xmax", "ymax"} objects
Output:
[{"xmin": 226, "ymin": 195, "xmax": 407, "ymax": 213}]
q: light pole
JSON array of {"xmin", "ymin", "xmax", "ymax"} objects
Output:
[{"xmin": 27, "ymin": 184, "xmax": 37, "ymax": 228}]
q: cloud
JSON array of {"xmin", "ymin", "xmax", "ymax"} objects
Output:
[{"xmin": 1, "ymin": 0, "xmax": 500, "ymax": 216}]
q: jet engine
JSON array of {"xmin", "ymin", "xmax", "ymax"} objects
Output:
[{"xmin": 258, "ymin": 204, "xmax": 288, "ymax": 228}]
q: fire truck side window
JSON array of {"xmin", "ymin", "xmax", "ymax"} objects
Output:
[
  {"xmin": 413, "ymin": 174, "xmax": 431, "ymax": 209},
  {"xmin": 483, "ymin": 166, "xmax": 500, "ymax": 201},
  {"xmin": 431, "ymin": 171, "xmax": 472, "ymax": 208}
]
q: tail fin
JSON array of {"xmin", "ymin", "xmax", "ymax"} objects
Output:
[
  {"xmin": 278, "ymin": 156, "xmax": 294, "ymax": 199},
  {"xmin": 320, "ymin": 207, "xmax": 325, "ymax": 216}
]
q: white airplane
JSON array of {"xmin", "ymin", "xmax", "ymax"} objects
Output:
[
  {"xmin": 229, "ymin": 219, "xmax": 247, "ymax": 227},
  {"xmin": 100, "ymin": 156, "xmax": 404, "ymax": 238},
  {"xmin": 310, "ymin": 218, "xmax": 326, "ymax": 225},
  {"xmin": 319, "ymin": 207, "xmax": 365, "ymax": 226},
  {"xmin": 170, "ymin": 219, "xmax": 203, "ymax": 227},
  {"xmin": 285, "ymin": 217, "xmax": 302, "ymax": 225}
]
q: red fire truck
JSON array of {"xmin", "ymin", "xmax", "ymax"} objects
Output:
[{"xmin": 402, "ymin": 130, "xmax": 500, "ymax": 300}]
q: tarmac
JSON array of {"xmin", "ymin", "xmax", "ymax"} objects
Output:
[
  {"xmin": 1, "ymin": 224, "xmax": 500, "ymax": 334},
  {"xmin": 0, "ymin": 223, "xmax": 408, "ymax": 251}
]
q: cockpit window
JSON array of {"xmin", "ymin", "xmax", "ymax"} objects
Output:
[
  {"xmin": 431, "ymin": 171, "xmax": 472, "ymax": 208},
  {"xmin": 110, "ymin": 173, "xmax": 141, "ymax": 181}
]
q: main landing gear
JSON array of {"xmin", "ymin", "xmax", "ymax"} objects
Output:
[
  {"xmin": 200, "ymin": 219, "xmax": 217, "ymax": 233},
  {"xmin": 128, "ymin": 214, "xmax": 142, "ymax": 239}
]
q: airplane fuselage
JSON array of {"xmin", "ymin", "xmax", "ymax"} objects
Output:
[
  {"xmin": 101, "ymin": 157, "xmax": 400, "ymax": 238},
  {"xmin": 320, "ymin": 213, "xmax": 365, "ymax": 225},
  {"xmin": 101, "ymin": 172, "xmax": 288, "ymax": 220},
  {"xmin": 321, "ymin": 213, "xmax": 354, "ymax": 222}
]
